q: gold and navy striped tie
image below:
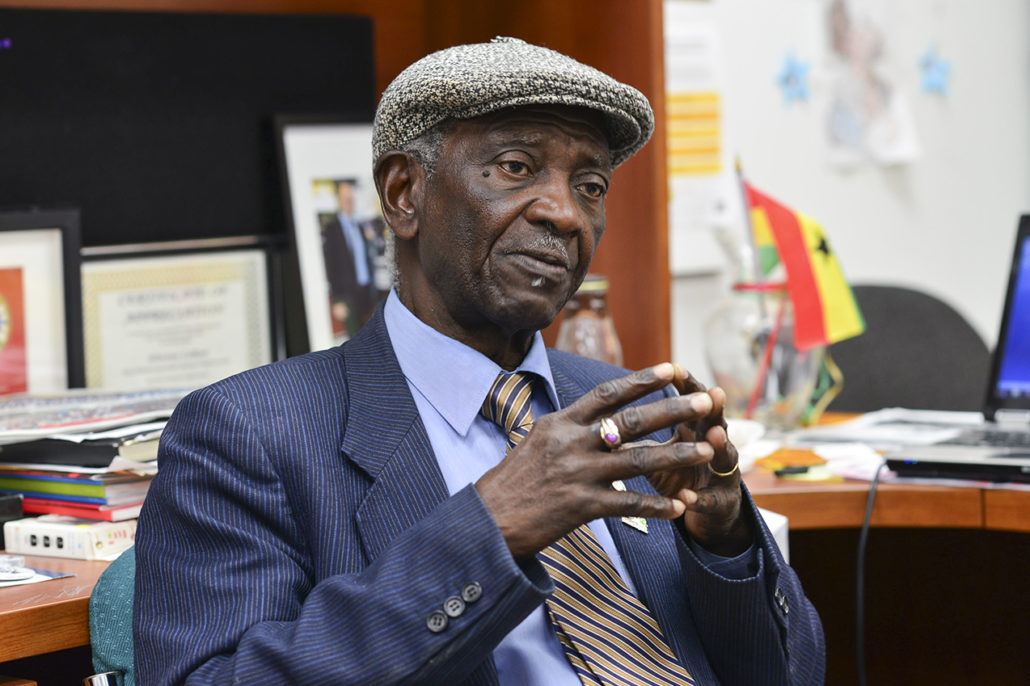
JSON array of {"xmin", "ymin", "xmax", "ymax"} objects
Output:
[{"xmin": 481, "ymin": 372, "xmax": 696, "ymax": 686}]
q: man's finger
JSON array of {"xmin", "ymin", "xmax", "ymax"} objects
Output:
[
  {"xmin": 676, "ymin": 488, "xmax": 700, "ymax": 507},
  {"xmin": 590, "ymin": 392, "xmax": 713, "ymax": 447},
  {"xmin": 600, "ymin": 440, "xmax": 714, "ymax": 480},
  {"xmin": 678, "ymin": 486, "xmax": 732, "ymax": 514},
  {"xmin": 600, "ymin": 487, "xmax": 687, "ymax": 521},
  {"xmin": 707, "ymin": 386, "xmax": 729, "ymax": 429},
  {"xmin": 671, "ymin": 363, "xmax": 708, "ymax": 396},
  {"xmin": 563, "ymin": 363, "xmax": 677, "ymax": 424},
  {"xmin": 704, "ymin": 425, "xmax": 740, "ymax": 478}
]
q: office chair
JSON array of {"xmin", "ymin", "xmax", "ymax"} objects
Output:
[
  {"xmin": 828, "ymin": 285, "xmax": 991, "ymax": 413},
  {"xmin": 84, "ymin": 547, "xmax": 135, "ymax": 686}
]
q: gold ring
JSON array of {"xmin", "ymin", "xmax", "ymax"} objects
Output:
[
  {"xmin": 599, "ymin": 417, "xmax": 622, "ymax": 450},
  {"xmin": 707, "ymin": 462, "xmax": 739, "ymax": 477}
]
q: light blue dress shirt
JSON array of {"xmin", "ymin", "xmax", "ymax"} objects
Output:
[
  {"xmin": 338, "ymin": 213, "xmax": 371, "ymax": 286},
  {"xmin": 383, "ymin": 289, "xmax": 751, "ymax": 685}
]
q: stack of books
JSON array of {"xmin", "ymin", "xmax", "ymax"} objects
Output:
[
  {"xmin": 0, "ymin": 468, "xmax": 153, "ymax": 521},
  {"xmin": 0, "ymin": 389, "xmax": 186, "ymax": 526}
]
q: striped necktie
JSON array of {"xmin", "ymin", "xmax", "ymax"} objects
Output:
[{"xmin": 481, "ymin": 372, "xmax": 696, "ymax": 686}]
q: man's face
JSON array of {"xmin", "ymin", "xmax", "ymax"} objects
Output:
[
  {"xmin": 409, "ymin": 106, "xmax": 611, "ymax": 344},
  {"xmin": 337, "ymin": 182, "xmax": 355, "ymax": 217}
]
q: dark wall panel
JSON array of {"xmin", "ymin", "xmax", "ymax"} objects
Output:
[{"xmin": 0, "ymin": 9, "xmax": 375, "ymax": 246}]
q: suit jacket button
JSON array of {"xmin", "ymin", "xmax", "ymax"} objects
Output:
[
  {"xmin": 461, "ymin": 582, "xmax": 482, "ymax": 603},
  {"xmin": 427, "ymin": 610, "xmax": 448, "ymax": 633},
  {"xmin": 443, "ymin": 595, "xmax": 466, "ymax": 617}
]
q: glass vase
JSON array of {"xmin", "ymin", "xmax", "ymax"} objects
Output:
[{"xmin": 703, "ymin": 282, "xmax": 824, "ymax": 431}]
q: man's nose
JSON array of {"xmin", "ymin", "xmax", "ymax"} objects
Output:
[{"xmin": 524, "ymin": 175, "xmax": 582, "ymax": 234}]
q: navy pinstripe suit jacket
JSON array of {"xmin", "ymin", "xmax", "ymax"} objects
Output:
[{"xmin": 134, "ymin": 308, "xmax": 825, "ymax": 685}]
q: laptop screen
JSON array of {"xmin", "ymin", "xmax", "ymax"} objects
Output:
[{"xmin": 986, "ymin": 216, "xmax": 1030, "ymax": 418}]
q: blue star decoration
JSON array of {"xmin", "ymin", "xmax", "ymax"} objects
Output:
[
  {"xmin": 777, "ymin": 52, "xmax": 810, "ymax": 105},
  {"xmin": 920, "ymin": 44, "xmax": 951, "ymax": 95}
]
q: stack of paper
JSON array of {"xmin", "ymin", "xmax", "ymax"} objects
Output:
[{"xmin": 0, "ymin": 389, "xmax": 187, "ymax": 520}]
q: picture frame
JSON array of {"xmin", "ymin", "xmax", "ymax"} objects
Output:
[
  {"xmin": 0, "ymin": 207, "xmax": 84, "ymax": 394},
  {"xmin": 79, "ymin": 235, "xmax": 286, "ymax": 391},
  {"xmin": 276, "ymin": 115, "xmax": 392, "ymax": 354}
]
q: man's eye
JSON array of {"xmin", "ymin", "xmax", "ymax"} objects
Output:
[
  {"xmin": 499, "ymin": 160, "xmax": 529, "ymax": 175},
  {"xmin": 581, "ymin": 182, "xmax": 607, "ymax": 199}
]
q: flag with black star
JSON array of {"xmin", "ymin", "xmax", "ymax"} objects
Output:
[{"xmin": 745, "ymin": 182, "xmax": 865, "ymax": 349}]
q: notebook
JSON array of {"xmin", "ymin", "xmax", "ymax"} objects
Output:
[{"xmin": 884, "ymin": 215, "xmax": 1030, "ymax": 483}]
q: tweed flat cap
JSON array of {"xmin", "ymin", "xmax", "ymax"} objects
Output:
[{"xmin": 372, "ymin": 37, "xmax": 654, "ymax": 168}]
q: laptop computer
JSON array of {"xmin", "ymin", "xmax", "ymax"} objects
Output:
[{"xmin": 884, "ymin": 215, "xmax": 1030, "ymax": 483}]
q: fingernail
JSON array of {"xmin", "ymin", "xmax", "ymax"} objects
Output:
[
  {"xmin": 671, "ymin": 499, "xmax": 686, "ymax": 516},
  {"xmin": 679, "ymin": 489, "xmax": 698, "ymax": 506},
  {"xmin": 689, "ymin": 393, "xmax": 713, "ymax": 413},
  {"xmin": 673, "ymin": 363, "xmax": 687, "ymax": 378},
  {"xmin": 674, "ymin": 442, "xmax": 713, "ymax": 458},
  {"xmin": 653, "ymin": 362, "xmax": 674, "ymax": 380}
]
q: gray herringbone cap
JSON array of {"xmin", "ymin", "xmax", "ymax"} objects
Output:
[{"xmin": 372, "ymin": 36, "xmax": 654, "ymax": 168}]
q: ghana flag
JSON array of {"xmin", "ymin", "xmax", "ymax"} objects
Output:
[{"xmin": 745, "ymin": 182, "xmax": 865, "ymax": 350}]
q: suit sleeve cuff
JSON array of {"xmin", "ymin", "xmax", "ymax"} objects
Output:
[{"xmin": 686, "ymin": 537, "xmax": 757, "ymax": 580}]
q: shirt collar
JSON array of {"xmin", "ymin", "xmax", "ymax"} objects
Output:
[{"xmin": 384, "ymin": 289, "xmax": 559, "ymax": 436}]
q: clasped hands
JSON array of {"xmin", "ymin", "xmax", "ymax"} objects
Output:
[{"xmin": 475, "ymin": 362, "xmax": 751, "ymax": 560}]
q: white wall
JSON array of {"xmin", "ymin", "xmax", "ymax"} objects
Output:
[{"xmin": 668, "ymin": 0, "xmax": 1030, "ymax": 379}]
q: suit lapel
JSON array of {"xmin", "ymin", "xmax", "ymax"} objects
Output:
[
  {"xmin": 339, "ymin": 311, "xmax": 501, "ymax": 685},
  {"xmin": 340, "ymin": 310, "xmax": 451, "ymax": 561}
]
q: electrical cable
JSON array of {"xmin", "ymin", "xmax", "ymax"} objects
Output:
[{"xmin": 856, "ymin": 460, "xmax": 887, "ymax": 686}]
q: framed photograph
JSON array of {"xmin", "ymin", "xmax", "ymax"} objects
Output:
[
  {"xmin": 0, "ymin": 207, "xmax": 84, "ymax": 395},
  {"xmin": 79, "ymin": 236, "xmax": 285, "ymax": 391},
  {"xmin": 276, "ymin": 116, "xmax": 392, "ymax": 353}
]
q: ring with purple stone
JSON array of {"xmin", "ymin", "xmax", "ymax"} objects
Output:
[{"xmin": 599, "ymin": 416, "xmax": 622, "ymax": 450}]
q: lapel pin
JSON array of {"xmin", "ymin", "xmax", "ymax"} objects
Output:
[{"xmin": 611, "ymin": 480, "xmax": 649, "ymax": 534}]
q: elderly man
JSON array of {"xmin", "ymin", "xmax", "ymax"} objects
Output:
[{"xmin": 135, "ymin": 38, "xmax": 825, "ymax": 685}]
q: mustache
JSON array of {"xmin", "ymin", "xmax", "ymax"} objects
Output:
[{"xmin": 523, "ymin": 232, "xmax": 570, "ymax": 263}]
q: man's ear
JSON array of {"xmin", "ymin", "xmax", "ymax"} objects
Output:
[{"xmin": 374, "ymin": 151, "xmax": 424, "ymax": 241}]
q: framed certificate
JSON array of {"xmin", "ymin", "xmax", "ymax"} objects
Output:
[
  {"xmin": 80, "ymin": 236, "xmax": 285, "ymax": 391},
  {"xmin": 276, "ymin": 116, "xmax": 391, "ymax": 353},
  {"xmin": 0, "ymin": 207, "xmax": 84, "ymax": 395}
]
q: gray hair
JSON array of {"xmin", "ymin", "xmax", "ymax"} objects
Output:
[{"xmin": 396, "ymin": 119, "xmax": 452, "ymax": 179}]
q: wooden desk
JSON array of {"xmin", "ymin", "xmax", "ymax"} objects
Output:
[
  {"xmin": 0, "ymin": 554, "xmax": 109, "ymax": 663},
  {"xmin": 743, "ymin": 411, "xmax": 1030, "ymax": 531},
  {"xmin": 745, "ymin": 468, "xmax": 1029, "ymax": 531},
  {"xmin": 744, "ymin": 467, "xmax": 1030, "ymax": 685},
  {"xmin": 983, "ymin": 488, "xmax": 1030, "ymax": 531}
]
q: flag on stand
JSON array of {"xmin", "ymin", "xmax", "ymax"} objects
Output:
[{"xmin": 744, "ymin": 182, "xmax": 865, "ymax": 350}]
